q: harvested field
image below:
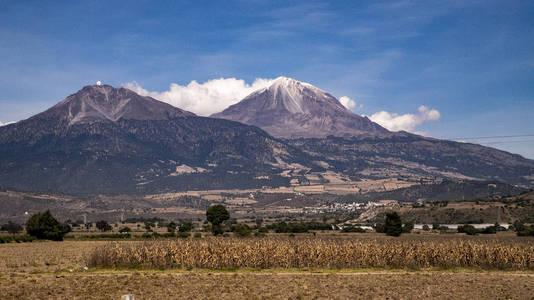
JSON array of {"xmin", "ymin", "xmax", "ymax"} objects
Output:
[
  {"xmin": 88, "ymin": 237, "xmax": 534, "ymax": 270},
  {"xmin": 2, "ymin": 237, "xmax": 534, "ymax": 299},
  {"xmin": 1, "ymin": 271, "xmax": 534, "ymax": 299},
  {"xmin": 0, "ymin": 241, "xmax": 106, "ymax": 273}
]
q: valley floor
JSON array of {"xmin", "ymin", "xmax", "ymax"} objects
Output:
[
  {"xmin": 2, "ymin": 270, "xmax": 534, "ymax": 299},
  {"xmin": 1, "ymin": 239, "xmax": 534, "ymax": 299}
]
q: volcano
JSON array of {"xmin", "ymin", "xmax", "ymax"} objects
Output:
[{"xmin": 212, "ymin": 76, "xmax": 389, "ymax": 138}]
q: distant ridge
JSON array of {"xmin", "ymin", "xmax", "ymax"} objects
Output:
[{"xmin": 40, "ymin": 84, "xmax": 194, "ymax": 125}]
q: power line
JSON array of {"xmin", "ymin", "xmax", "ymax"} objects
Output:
[
  {"xmin": 448, "ymin": 134, "xmax": 534, "ymax": 141},
  {"xmin": 482, "ymin": 140, "xmax": 534, "ymax": 145}
]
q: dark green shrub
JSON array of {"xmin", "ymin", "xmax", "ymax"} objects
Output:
[
  {"xmin": 84, "ymin": 233, "xmax": 131, "ymax": 239},
  {"xmin": 342, "ymin": 226, "xmax": 366, "ymax": 233},
  {"xmin": 384, "ymin": 212, "xmax": 402, "ymax": 237},
  {"xmin": 1, "ymin": 221, "xmax": 23, "ymax": 234},
  {"xmin": 179, "ymin": 221, "xmax": 193, "ymax": 232},
  {"xmin": 162, "ymin": 232, "xmax": 176, "ymax": 238},
  {"xmin": 96, "ymin": 220, "xmax": 112, "ymax": 232},
  {"xmin": 193, "ymin": 232, "xmax": 202, "ymax": 238},
  {"xmin": 26, "ymin": 211, "xmax": 69, "ymax": 241},
  {"xmin": 119, "ymin": 227, "xmax": 131, "ymax": 234},
  {"xmin": 257, "ymin": 227, "xmax": 268, "ymax": 233},
  {"xmin": 374, "ymin": 223, "xmax": 385, "ymax": 233},
  {"xmin": 480, "ymin": 226, "xmax": 497, "ymax": 234},
  {"xmin": 458, "ymin": 224, "xmax": 478, "ymax": 235},
  {"xmin": 234, "ymin": 223, "xmax": 252, "ymax": 237},
  {"xmin": 402, "ymin": 222, "xmax": 414, "ymax": 233},
  {"xmin": 254, "ymin": 231, "xmax": 266, "ymax": 237},
  {"xmin": 167, "ymin": 221, "xmax": 177, "ymax": 233},
  {"xmin": 0, "ymin": 234, "xmax": 35, "ymax": 243},
  {"xmin": 511, "ymin": 220, "xmax": 526, "ymax": 232},
  {"xmin": 206, "ymin": 205, "xmax": 230, "ymax": 236},
  {"xmin": 516, "ymin": 225, "xmax": 534, "ymax": 236}
]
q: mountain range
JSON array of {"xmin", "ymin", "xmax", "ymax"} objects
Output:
[{"xmin": 1, "ymin": 78, "xmax": 533, "ymax": 194}]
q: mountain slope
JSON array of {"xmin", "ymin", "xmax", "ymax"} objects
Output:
[
  {"xmin": 288, "ymin": 134, "xmax": 534, "ymax": 187},
  {"xmin": 0, "ymin": 85, "xmax": 308, "ymax": 194},
  {"xmin": 212, "ymin": 76, "xmax": 388, "ymax": 138},
  {"xmin": 212, "ymin": 76, "xmax": 534, "ymax": 186}
]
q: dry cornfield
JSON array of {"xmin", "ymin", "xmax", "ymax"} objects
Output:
[{"xmin": 88, "ymin": 237, "xmax": 534, "ymax": 270}]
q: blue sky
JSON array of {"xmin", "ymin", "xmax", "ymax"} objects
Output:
[{"xmin": 1, "ymin": 0, "xmax": 534, "ymax": 158}]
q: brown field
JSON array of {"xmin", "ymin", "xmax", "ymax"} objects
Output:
[
  {"xmin": 1, "ymin": 234, "xmax": 534, "ymax": 299},
  {"xmin": 2, "ymin": 271, "xmax": 534, "ymax": 299}
]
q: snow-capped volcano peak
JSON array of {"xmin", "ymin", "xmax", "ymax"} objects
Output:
[
  {"xmin": 212, "ymin": 77, "xmax": 389, "ymax": 138},
  {"xmin": 249, "ymin": 76, "xmax": 342, "ymax": 114},
  {"xmin": 270, "ymin": 76, "xmax": 313, "ymax": 88},
  {"xmin": 267, "ymin": 76, "xmax": 322, "ymax": 95}
]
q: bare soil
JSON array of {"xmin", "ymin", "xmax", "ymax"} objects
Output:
[{"xmin": 1, "ymin": 271, "xmax": 534, "ymax": 299}]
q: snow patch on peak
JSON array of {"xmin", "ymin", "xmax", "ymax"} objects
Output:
[
  {"xmin": 272, "ymin": 76, "xmax": 314, "ymax": 89},
  {"xmin": 263, "ymin": 76, "xmax": 326, "ymax": 114}
]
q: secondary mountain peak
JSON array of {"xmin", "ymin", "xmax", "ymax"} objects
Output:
[
  {"xmin": 212, "ymin": 77, "xmax": 389, "ymax": 138},
  {"xmin": 41, "ymin": 84, "xmax": 194, "ymax": 125},
  {"xmin": 0, "ymin": 84, "xmax": 306, "ymax": 194}
]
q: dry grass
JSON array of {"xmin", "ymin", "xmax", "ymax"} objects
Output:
[
  {"xmin": 88, "ymin": 237, "xmax": 534, "ymax": 270},
  {"xmin": 2, "ymin": 237, "xmax": 534, "ymax": 299},
  {"xmin": 0, "ymin": 241, "xmax": 107, "ymax": 273}
]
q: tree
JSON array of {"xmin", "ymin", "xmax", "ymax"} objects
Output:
[
  {"xmin": 458, "ymin": 224, "xmax": 478, "ymax": 235},
  {"xmin": 167, "ymin": 221, "xmax": 177, "ymax": 233},
  {"xmin": 384, "ymin": 212, "xmax": 403, "ymax": 237},
  {"xmin": 402, "ymin": 222, "xmax": 414, "ymax": 233},
  {"xmin": 255, "ymin": 218, "xmax": 263, "ymax": 228},
  {"xmin": 119, "ymin": 226, "xmax": 131, "ymax": 234},
  {"xmin": 26, "ymin": 210, "xmax": 69, "ymax": 241},
  {"xmin": 96, "ymin": 220, "xmax": 112, "ymax": 232},
  {"xmin": 179, "ymin": 221, "xmax": 193, "ymax": 232},
  {"xmin": 512, "ymin": 220, "xmax": 526, "ymax": 232},
  {"xmin": 2, "ymin": 221, "xmax": 23, "ymax": 235},
  {"xmin": 422, "ymin": 224, "xmax": 430, "ymax": 231},
  {"xmin": 144, "ymin": 221, "xmax": 154, "ymax": 232},
  {"xmin": 206, "ymin": 205, "xmax": 230, "ymax": 236},
  {"xmin": 233, "ymin": 223, "xmax": 252, "ymax": 237}
]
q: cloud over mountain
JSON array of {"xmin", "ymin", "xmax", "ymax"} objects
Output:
[
  {"xmin": 339, "ymin": 96, "xmax": 356, "ymax": 109},
  {"xmin": 125, "ymin": 77, "xmax": 440, "ymax": 133},
  {"xmin": 369, "ymin": 105, "xmax": 440, "ymax": 132},
  {"xmin": 124, "ymin": 78, "xmax": 274, "ymax": 116}
]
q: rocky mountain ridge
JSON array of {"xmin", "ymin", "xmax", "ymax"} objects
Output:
[
  {"xmin": 0, "ymin": 85, "xmax": 309, "ymax": 194},
  {"xmin": 0, "ymin": 82, "xmax": 533, "ymax": 194}
]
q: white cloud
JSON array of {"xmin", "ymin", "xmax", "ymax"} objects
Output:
[
  {"xmin": 123, "ymin": 78, "xmax": 274, "ymax": 116},
  {"xmin": 339, "ymin": 96, "xmax": 356, "ymax": 109},
  {"xmin": 123, "ymin": 77, "xmax": 440, "ymax": 134},
  {"xmin": 369, "ymin": 105, "xmax": 440, "ymax": 132},
  {"xmin": 339, "ymin": 95, "xmax": 364, "ymax": 111}
]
